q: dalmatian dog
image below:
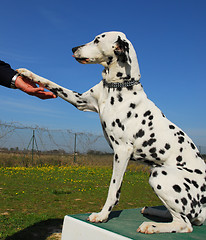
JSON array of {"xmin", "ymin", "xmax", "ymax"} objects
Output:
[{"xmin": 17, "ymin": 31, "xmax": 206, "ymax": 234}]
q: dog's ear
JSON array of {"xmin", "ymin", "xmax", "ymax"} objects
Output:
[{"xmin": 114, "ymin": 36, "xmax": 131, "ymax": 63}]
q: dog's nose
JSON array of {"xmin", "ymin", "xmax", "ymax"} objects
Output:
[
  {"xmin": 72, "ymin": 47, "xmax": 79, "ymax": 53},
  {"xmin": 72, "ymin": 45, "xmax": 85, "ymax": 53}
]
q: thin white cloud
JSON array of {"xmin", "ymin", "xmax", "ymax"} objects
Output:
[
  {"xmin": 0, "ymin": 96, "xmax": 63, "ymax": 118},
  {"xmin": 37, "ymin": 8, "xmax": 64, "ymax": 29},
  {"xmin": 0, "ymin": 50, "xmax": 39, "ymax": 64}
]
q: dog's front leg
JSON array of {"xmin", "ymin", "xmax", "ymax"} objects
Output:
[
  {"xmin": 88, "ymin": 147, "xmax": 132, "ymax": 223},
  {"xmin": 17, "ymin": 68, "xmax": 98, "ymax": 112}
]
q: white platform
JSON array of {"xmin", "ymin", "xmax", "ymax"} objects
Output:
[
  {"xmin": 61, "ymin": 208, "xmax": 206, "ymax": 240},
  {"xmin": 61, "ymin": 215, "xmax": 131, "ymax": 240}
]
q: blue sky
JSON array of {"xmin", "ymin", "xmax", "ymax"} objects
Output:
[{"xmin": 0, "ymin": 0, "xmax": 205, "ymax": 146}]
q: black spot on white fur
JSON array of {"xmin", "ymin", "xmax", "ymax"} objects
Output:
[
  {"xmin": 134, "ymin": 129, "xmax": 145, "ymax": 139},
  {"xmin": 173, "ymin": 185, "xmax": 181, "ymax": 193}
]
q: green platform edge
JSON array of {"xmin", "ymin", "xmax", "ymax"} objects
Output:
[{"xmin": 69, "ymin": 206, "xmax": 206, "ymax": 240}]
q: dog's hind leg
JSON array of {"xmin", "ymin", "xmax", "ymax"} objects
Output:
[
  {"xmin": 138, "ymin": 166, "xmax": 193, "ymax": 233},
  {"xmin": 137, "ymin": 215, "xmax": 193, "ymax": 234},
  {"xmin": 138, "ymin": 193, "xmax": 193, "ymax": 233},
  {"xmin": 88, "ymin": 146, "xmax": 132, "ymax": 223}
]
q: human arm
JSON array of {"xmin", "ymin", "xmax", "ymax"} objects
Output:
[
  {"xmin": 0, "ymin": 60, "xmax": 16, "ymax": 88},
  {"xmin": 0, "ymin": 60, "xmax": 56, "ymax": 99},
  {"xmin": 14, "ymin": 74, "xmax": 56, "ymax": 99}
]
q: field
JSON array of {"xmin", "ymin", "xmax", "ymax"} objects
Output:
[{"xmin": 0, "ymin": 153, "xmax": 161, "ymax": 239}]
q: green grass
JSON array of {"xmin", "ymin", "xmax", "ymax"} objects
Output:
[{"xmin": 0, "ymin": 165, "xmax": 161, "ymax": 239}]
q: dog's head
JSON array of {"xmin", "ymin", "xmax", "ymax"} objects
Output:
[{"xmin": 72, "ymin": 32, "xmax": 133, "ymax": 67}]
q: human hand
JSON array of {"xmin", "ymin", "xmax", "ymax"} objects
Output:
[{"xmin": 15, "ymin": 75, "xmax": 57, "ymax": 99}]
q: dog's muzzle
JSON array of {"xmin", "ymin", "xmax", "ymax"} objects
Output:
[{"xmin": 72, "ymin": 45, "xmax": 90, "ymax": 64}]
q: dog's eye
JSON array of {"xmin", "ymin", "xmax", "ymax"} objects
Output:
[{"xmin": 94, "ymin": 38, "xmax": 99, "ymax": 44}]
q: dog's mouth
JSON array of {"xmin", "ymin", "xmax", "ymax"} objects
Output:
[{"xmin": 73, "ymin": 56, "xmax": 90, "ymax": 64}]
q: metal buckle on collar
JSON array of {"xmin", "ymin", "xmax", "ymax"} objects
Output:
[{"xmin": 103, "ymin": 79, "xmax": 140, "ymax": 89}]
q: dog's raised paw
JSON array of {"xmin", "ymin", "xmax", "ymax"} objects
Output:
[{"xmin": 17, "ymin": 68, "xmax": 34, "ymax": 79}]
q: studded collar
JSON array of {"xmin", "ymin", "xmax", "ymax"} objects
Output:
[{"xmin": 103, "ymin": 79, "xmax": 140, "ymax": 89}]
